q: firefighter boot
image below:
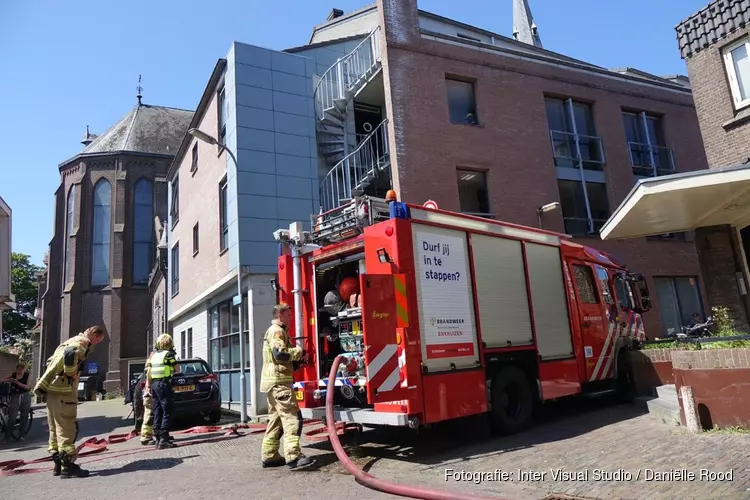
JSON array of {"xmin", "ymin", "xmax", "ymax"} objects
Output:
[
  {"xmin": 286, "ymin": 454, "xmax": 314, "ymax": 470},
  {"xmin": 157, "ymin": 436, "xmax": 176, "ymax": 450},
  {"xmin": 52, "ymin": 452, "xmax": 61, "ymax": 477},
  {"xmin": 60, "ymin": 453, "xmax": 90, "ymax": 479}
]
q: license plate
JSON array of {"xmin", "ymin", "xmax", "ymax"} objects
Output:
[
  {"xmin": 294, "ymin": 389, "xmax": 304, "ymax": 401},
  {"xmin": 174, "ymin": 384, "xmax": 195, "ymax": 393}
]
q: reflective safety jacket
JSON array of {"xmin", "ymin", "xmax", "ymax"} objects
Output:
[
  {"xmin": 147, "ymin": 349, "xmax": 176, "ymax": 380},
  {"xmin": 260, "ymin": 319, "xmax": 303, "ymax": 393},
  {"xmin": 34, "ymin": 334, "xmax": 93, "ymax": 395}
]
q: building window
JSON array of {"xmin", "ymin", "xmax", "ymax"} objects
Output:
[
  {"xmin": 445, "ymin": 78, "xmax": 479, "ymax": 125},
  {"xmin": 191, "ymin": 143, "xmax": 198, "ymax": 174},
  {"xmin": 187, "ymin": 327, "xmax": 193, "ymax": 358},
  {"xmin": 91, "ymin": 179, "xmax": 111, "ymax": 287},
  {"xmin": 133, "ymin": 178, "xmax": 153, "ymax": 285},
  {"xmin": 209, "ymin": 296, "xmax": 250, "ymax": 404},
  {"xmin": 572, "ymin": 264, "xmax": 599, "ymax": 304},
  {"xmin": 170, "ymin": 176, "xmax": 179, "ymax": 226},
  {"xmin": 64, "ymin": 186, "xmax": 75, "ymax": 286},
  {"xmin": 457, "ymin": 169, "xmax": 492, "ymax": 217},
  {"xmin": 180, "ymin": 330, "xmax": 186, "ymax": 359},
  {"xmin": 171, "ymin": 243, "xmax": 179, "ymax": 296},
  {"xmin": 723, "ymin": 37, "xmax": 750, "ymax": 109},
  {"xmin": 193, "ymin": 222, "xmax": 199, "ymax": 256},
  {"xmin": 219, "ymin": 179, "xmax": 229, "ymax": 252},
  {"xmin": 218, "ymin": 86, "xmax": 227, "ymax": 144},
  {"xmin": 545, "ymin": 97, "xmax": 605, "ymax": 171},
  {"xmin": 654, "ymin": 276, "xmax": 704, "ymax": 336},
  {"xmin": 622, "ymin": 111, "xmax": 674, "ymax": 177},
  {"xmin": 557, "ymin": 179, "xmax": 610, "ymax": 236}
]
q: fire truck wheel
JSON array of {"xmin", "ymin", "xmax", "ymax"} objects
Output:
[
  {"xmin": 615, "ymin": 349, "xmax": 636, "ymax": 403},
  {"xmin": 490, "ymin": 365, "xmax": 534, "ymax": 435}
]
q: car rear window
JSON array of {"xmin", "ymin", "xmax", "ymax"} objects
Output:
[{"xmin": 175, "ymin": 361, "xmax": 210, "ymax": 375}]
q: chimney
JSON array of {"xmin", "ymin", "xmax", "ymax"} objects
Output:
[{"xmin": 327, "ymin": 8, "xmax": 344, "ymax": 21}]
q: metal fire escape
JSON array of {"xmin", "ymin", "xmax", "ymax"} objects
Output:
[{"xmin": 314, "ymin": 26, "xmax": 390, "ymax": 212}]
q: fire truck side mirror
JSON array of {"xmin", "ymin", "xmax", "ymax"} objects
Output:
[{"xmin": 628, "ymin": 273, "xmax": 652, "ymax": 314}]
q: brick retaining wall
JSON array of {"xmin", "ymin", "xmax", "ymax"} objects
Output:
[{"xmin": 672, "ymin": 348, "xmax": 750, "ymax": 429}]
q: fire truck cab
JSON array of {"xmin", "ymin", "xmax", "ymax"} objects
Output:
[{"xmin": 273, "ymin": 196, "xmax": 652, "ymax": 434}]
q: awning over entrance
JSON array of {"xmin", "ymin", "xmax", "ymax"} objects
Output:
[{"xmin": 600, "ymin": 164, "xmax": 750, "ymax": 240}]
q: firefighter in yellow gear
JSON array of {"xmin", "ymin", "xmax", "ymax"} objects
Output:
[
  {"xmin": 34, "ymin": 326, "xmax": 105, "ymax": 478},
  {"xmin": 260, "ymin": 303, "xmax": 314, "ymax": 470},
  {"xmin": 139, "ymin": 350, "xmax": 155, "ymax": 445},
  {"xmin": 146, "ymin": 334, "xmax": 177, "ymax": 449}
]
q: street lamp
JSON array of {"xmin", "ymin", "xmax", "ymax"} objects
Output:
[
  {"xmin": 188, "ymin": 127, "xmax": 248, "ymax": 423},
  {"xmin": 537, "ymin": 202, "xmax": 560, "ymax": 229}
]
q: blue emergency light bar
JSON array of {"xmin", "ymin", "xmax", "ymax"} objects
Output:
[{"xmin": 389, "ymin": 201, "xmax": 409, "ymax": 219}]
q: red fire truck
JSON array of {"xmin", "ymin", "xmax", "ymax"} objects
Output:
[{"xmin": 273, "ymin": 195, "xmax": 652, "ymax": 434}]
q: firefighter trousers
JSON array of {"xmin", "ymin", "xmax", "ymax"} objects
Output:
[
  {"xmin": 261, "ymin": 385, "xmax": 303, "ymax": 462},
  {"xmin": 151, "ymin": 378, "xmax": 173, "ymax": 441},
  {"xmin": 46, "ymin": 392, "xmax": 79, "ymax": 461},
  {"xmin": 140, "ymin": 394, "xmax": 154, "ymax": 442}
]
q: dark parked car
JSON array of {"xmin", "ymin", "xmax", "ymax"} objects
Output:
[{"xmin": 127, "ymin": 358, "xmax": 222, "ymax": 429}]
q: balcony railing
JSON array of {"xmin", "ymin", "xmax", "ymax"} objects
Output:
[
  {"xmin": 563, "ymin": 217, "xmax": 608, "ymax": 236},
  {"xmin": 549, "ymin": 130, "xmax": 606, "ymax": 171},
  {"xmin": 628, "ymin": 142, "xmax": 676, "ymax": 177}
]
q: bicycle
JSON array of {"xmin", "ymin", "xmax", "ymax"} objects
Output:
[{"xmin": 0, "ymin": 383, "xmax": 33, "ymax": 441}]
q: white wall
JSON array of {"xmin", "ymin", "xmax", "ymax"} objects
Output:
[{"xmin": 172, "ymin": 307, "xmax": 208, "ymax": 362}]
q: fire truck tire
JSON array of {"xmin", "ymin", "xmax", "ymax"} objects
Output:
[
  {"xmin": 490, "ymin": 365, "xmax": 534, "ymax": 435},
  {"xmin": 615, "ymin": 349, "xmax": 636, "ymax": 403}
]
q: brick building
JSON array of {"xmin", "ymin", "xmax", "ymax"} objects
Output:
[
  {"xmin": 165, "ymin": 0, "xmax": 713, "ymax": 416},
  {"xmin": 39, "ymin": 97, "xmax": 193, "ymax": 392},
  {"xmin": 297, "ymin": 0, "xmax": 706, "ymax": 337},
  {"xmin": 602, "ymin": 0, "xmax": 750, "ymax": 332}
]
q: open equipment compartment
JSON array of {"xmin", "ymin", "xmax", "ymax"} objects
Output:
[{"xmin": 313, "ymin": 253, "xmax": 372, "ymax": 408}]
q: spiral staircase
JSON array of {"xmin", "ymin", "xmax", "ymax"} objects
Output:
[{"xmin": 314, "ymin": 26, "xmax": 391, "ymax": 212}]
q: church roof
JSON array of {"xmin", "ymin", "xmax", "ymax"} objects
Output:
[
  {"xmin": 61, "ymin": 103, "xmax": 194, "ymax": 166},
  {"xmin": 82, "ymin": 103, "xmax": 193, "ymax": 156}
]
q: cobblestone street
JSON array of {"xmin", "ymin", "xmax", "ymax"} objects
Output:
[{"xmin": 2, "ymin": 397, "xmax": 750, "ymax": 500}]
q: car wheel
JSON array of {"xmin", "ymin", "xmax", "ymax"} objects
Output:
[{"xmin": 207, "ymin": 409, "xmax": 222, "ymax": 424}]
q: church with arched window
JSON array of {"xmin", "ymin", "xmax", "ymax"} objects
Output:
[{"xmin": 39, "ymin": 97, "xmax": 193, "ymax": 393}]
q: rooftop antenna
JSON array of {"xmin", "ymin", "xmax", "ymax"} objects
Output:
[{"xmin": 136, "ymin": 74, "xmax": 143, "ymax": 105}]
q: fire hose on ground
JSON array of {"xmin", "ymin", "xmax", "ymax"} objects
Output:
[{"xmin": 324, "ymin": 354, "xmax": 509, "ymax": 500}]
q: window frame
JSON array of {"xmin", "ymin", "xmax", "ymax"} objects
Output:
[
  {"xmin": 219, "ymin": 178, "xmax": 229, "ymax": 253},
  {"xmin": 64, "ymin": 186, "xmax": 75, "ymax": 287},
  {"xmin": 654, "ymin": 276, "xmax": 705, "ymax": 336},
  {"xmin": 557, "ymin": 179, "xmax": 610, "ymax": 236},
  {"xmin": 171, "ymin": 242, "xmax": 180, "ymax": 297},
  {"xmin": 445, "ymin": 76, "xmax": 479, "ymax": 125},
  {"xmin": 456, "ymin": 168, "xmax": 492, "ymax": 218},
  {"xmin": 545, "ymin": 96, "xmax": 606, "ymax": 172},
  {"xmin": 91, "ymin": 179, "xmax": 112, "ymax": 288},
  {"xmin": 218, "ymin": 86, "xmax": 227, "ymax": 146},
  {"xmin": 208, "ymin": 296, "xmax": 250, "ymax": 404},
  {"xmin": 170, "ymin": 176, "xmax": 180, "ymax": 227},
  {"xmin": 192, "ymin": 222, "xmax": 200, "ymax": 257},
  {"xmin": 191, "ymin": 142, "xmax": 199, "ymax": 174},
  {"xmin": 723, "ymin": 36, "xmax": 750, "ymax": 111},
  {"xmin": 133, "ymin": 178, "xmax": 154, "ymax": 285}
]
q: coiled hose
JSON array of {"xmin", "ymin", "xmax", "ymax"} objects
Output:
[{"xmin": 324, "ymin": 355, "xmax": 509, "ymax": 500}]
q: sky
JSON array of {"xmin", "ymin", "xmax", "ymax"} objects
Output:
[{"xmin": 0, "ymin": 0, "xmax": 708, "ymax": 266}]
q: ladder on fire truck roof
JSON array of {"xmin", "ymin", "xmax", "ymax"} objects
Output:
[{"xmin": 311, "ymin": 196, "xmax": 391, "ymax": 245}]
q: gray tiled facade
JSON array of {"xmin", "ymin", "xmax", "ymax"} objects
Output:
[{"xmin": 224, "ymin": 42, "xmax": 319, "ymax": 274}]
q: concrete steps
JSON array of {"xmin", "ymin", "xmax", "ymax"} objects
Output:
[{"xmin": 637, "ymin": 384, "xmax": 681, "ymax": 426}]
